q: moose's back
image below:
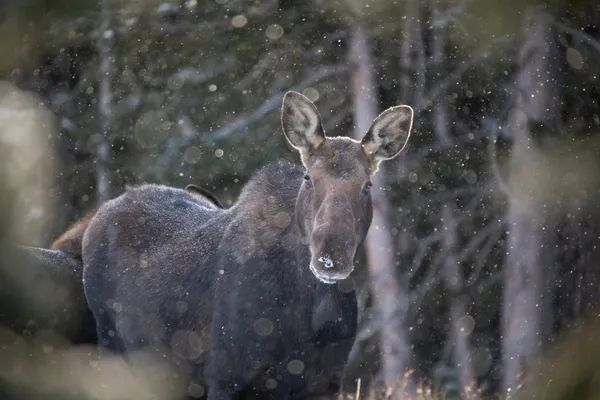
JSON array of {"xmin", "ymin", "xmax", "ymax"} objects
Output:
[{"xmin": 82, "ymin": 184, "xmax": 227, "ymax": 361}]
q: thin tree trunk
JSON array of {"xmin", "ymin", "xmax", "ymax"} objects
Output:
[
  {"xmin": 501, "ymin": 7, "xmax": 561, "ymax": 395},
  {"xmin": 399, "ymin": 0, "xmax": 414, "ymax": 105},
  {"xmin": 97, "ymin": 0, "xmax": 113, "ymax": 205},
  {"xmin": 399, "ymin": 0, "xmax": 425, "ymax": 116},
  {"xmin": 430, "ymin": 0, "xmax": 451, "ymax": 146},
  {"xmin": 441, "ymin": 204, "xmax": 476, "ymax": 396},
  {"xmin": 412, "ymin": 0, "xmax": 426, "ymax": 118},
  {"xmin": 349, "ymin": 23, "xmax": 413, "ymax": 394}
]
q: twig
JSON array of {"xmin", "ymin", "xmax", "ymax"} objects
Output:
[
  {"xmin": 172, "ymin": 59, "xmax": 237, "ymax": 86},
  {"xmin": 355, "ymin": 312, "xmax": 379, "ymax": 343},
  {"xmin": 555, "ymin": 21, "xmax": 600, "ymax": 54},
  {"xmin": 467, "ymin": 226, "xmax": 505, "ymax": 286},
  {"xmin": 410, "ymin": 269, "xmax": 441, "ymax": 304},
  {"xmin": 234, "ymin": 51, "xmax": 281, "ymax": 92},
  {"xmin": 414, "ymin": 35, "xmax": 511, "ymax": 115},
  {"xmin": 408, "ymin": 198, "xmax": 479, "ymax": 280},
  {"xmin": 408, "ymin": 229, "xmax": 446, "ymax": 281},
  {"xmin": 203, "ymin": 65, "xmax": 348, "ymax": 142},
  {"xmin": 407, "ymin": 186, "xmax": 484, "ymax": 207},
  {"xmin": 484, "ymin": 118, "xmax": 513, "ymax": 198},
  {"xmin": 431, "ymin": 0, "xmax": 475, "ymax": 29},
  {"xmin": 469, "ymin": 269, "xmax": 503, "ymax": 292},
  {"xmin": 457, "ymin": 219, "xmax": 504, "ymax": 264}
]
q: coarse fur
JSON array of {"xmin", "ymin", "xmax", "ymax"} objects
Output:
[
  {"xmin": 49, "ymin": 183, "xmax": 221, "ymax": 264},
  {"xmin": 81, "ymin": 91, "xmax": 414, "ymax": 399},
  {"xmin": 13, "ymin": 184, "xmax": 222, "ymax": 347}
]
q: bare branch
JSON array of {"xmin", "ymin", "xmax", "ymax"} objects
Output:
[
  {"xmin": 471, "ymin": 270, "xmax": 503, "ymax": 292},
  {"xmin": 203, "ymin": 65, "xmax": 348, "ymax": 142},
  {"xmin": 410, "ymin": 268, "xmax": 442, "ymax": 304},
  {"xmin": 178, "ymin": 113, "xmax": 197, "ymax": 140},
  {"xmin": 173, "ymin": 58, "xmax": 237, "ymax": 86},
  {"xmin": 408, "ymin": 198, "xmax": 480, "ymax": 280},
  {"xmin": 484, "ymin": 118, "xmax": 512, "ymax": 198},
  {"xmin": 227, "ymin": 30, "xmax": 349, "ymax": 99},
  {"xmin": 414, "ymin": 36, "xmax": 511, "ymax": 115},
  {"xmin": 431, "ymin": 0, "xmax": 475, "ymax": 29},
  {"xmin": 355, "ymin": 312, "xmax": 380, "ymax": 343},
  {"xmin": 408, "ymin": 229, "xmax": 446, "ymax": 281},
  {"xmin": 246, "ymin": 0, "xmax": 279, "ymax": 17},
  {"xmin": 457, "ymin": 218, "xmax": 504, "ymax": 264},
  {"xmin": 555, "ymin": 21, "xmax": 600, "ymax": 54},
  {"xmin": 408, "ymin": 186, "xmax": 484, "ymax": 207},
  {"xmin": 234, "ymin": 51, "xmax": 281, "ymax": 92},
  {"xmin": 466, "ymin": 225, "xmax": 505, "ymax": 287},
  {"xmin": 149, "ymin": 19, "xmax": 232, "ymax": 36}
]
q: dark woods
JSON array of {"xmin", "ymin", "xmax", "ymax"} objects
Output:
[{"xmin": 2, "ymin": 0, "xmax": 600, "ymax": 399}]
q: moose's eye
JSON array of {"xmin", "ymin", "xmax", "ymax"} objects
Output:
[
  {"xmin": 362, "ymin": 181, "xmax": 372, "ymax": 195},
  {"xmin": 304, "ymin": 175, "xmax": 312, "ymax": 185}
]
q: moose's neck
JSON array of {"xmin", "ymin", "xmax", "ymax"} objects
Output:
[{"xmin": 227, "ymin": 159, "xmax": 308, "ymax": 255}]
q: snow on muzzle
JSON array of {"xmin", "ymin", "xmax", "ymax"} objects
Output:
[{"xmin": 309, "ymin": 223, "xmax": 356, "ymax": 284}]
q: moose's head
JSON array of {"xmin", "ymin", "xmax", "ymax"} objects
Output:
[{"xmin": 281, "ymin": 91, "xmax": 413, "ymax": 284}]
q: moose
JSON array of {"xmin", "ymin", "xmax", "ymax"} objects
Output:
[
  {"xmin": 12, "ymin": 183, "xmax": 224, "ymax": 346},
  {"xmin": 78, "ymin": 91, "xmax": 413, "ymax": 399}
]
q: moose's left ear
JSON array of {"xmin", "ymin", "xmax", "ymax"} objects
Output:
[{"xmin": 361, "ymin": 105, "xmax": 413, "ymax": 167}]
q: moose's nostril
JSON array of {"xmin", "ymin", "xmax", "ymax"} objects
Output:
[{"xmin": 317, "ymin": 256, "xmax": 334, "ymax": 269}]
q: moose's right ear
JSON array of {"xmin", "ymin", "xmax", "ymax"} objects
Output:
[{"xmin": 281, "ymin": 91, "xmax": 325, "ymax": 161}]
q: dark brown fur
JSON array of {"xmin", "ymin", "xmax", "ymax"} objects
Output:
[
  {"xmin": 17, "ymin": 185, "xmax": 222, "ymax": 346},
  {"xmin": 81, "ymin": 92, "xmax": 413, "ymax": 399},
  {"xmin": 49, "ymin": 184, "xmax": 220, "ymax": 261}
]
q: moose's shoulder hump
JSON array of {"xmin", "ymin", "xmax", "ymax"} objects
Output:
[
  {"xmin": 234, "ymin": 160, "xmax": 303, "ymax": 209},
  {"xmin": 109, "ymin": 184, "xmax": 223, "ymax": 221}
]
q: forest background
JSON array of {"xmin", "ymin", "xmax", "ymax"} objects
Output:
[{"xmin": 1, "ymin": 0, "xmax": 600, "ymax": 398}]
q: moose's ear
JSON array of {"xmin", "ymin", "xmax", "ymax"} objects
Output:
[
  {"xmin": 361, "ymin": 105, "xmax": 413, "ymax": 170},
  {"xmin": 281, "ymin": 91, "xmax": 325, "ymax": 160}
]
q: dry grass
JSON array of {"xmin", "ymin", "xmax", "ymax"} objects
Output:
[{"xmin": 336, "ymin": 370, "xmax": 486, "ymax": 400}]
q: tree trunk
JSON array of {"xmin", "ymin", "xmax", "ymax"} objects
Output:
[
  {"xmin": 97, "ymin": 0, "xmax": 113, "ymax": 205},
  {"xmin": 399, "ymin": 0, "xmax": 425, "ymax": 112},
  {"xmin": 501, "ymin": 7, "xmax": 561, "ymax": 395},
  {"xmin": 430, "ymin": 0, "xmax": 451, "ymax": 146},
  {"xmin": 441, "ymin": 204, "xmax": 476, "ymax": 395},
  {"xmin": 349, "ymin": 23, "xmax": 413, "ymax": 394}
]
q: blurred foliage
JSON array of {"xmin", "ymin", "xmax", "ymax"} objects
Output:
[
  {"xmin": 0, "ymin": 0, "xmax": 100, "ymax": 78},
  {"xmin": 1, "ymin": 0, "xmax": 600, "ymax": 398}
]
